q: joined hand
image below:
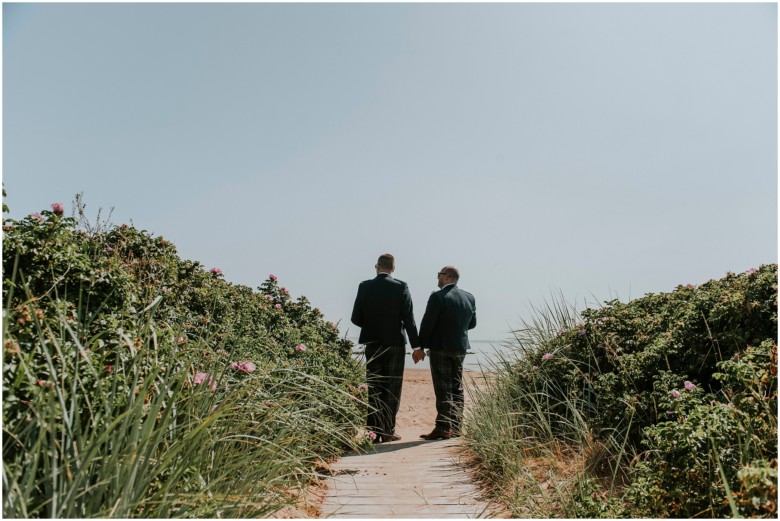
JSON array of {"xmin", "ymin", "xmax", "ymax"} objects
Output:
[{"xmin": 412, "ymin": 348, "xmax": 425, "ymax": 364}]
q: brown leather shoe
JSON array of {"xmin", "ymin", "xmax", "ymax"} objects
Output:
[
  {"xmin": 384, "ymin": 433, "xmax": 402, "ymax": 442},
  {"xmin": 420, "ymin": 428, "xmax": 451, "ymax": 440}
]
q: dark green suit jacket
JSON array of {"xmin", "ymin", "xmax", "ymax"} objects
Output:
[{"xmin": 419, "ymin": 284, "xmax": 477, "ymax": 353}]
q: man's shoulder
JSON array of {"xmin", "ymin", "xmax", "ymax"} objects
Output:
[
  {"xmin": 451, "ymin": 286, "xmax": 475, "ymax": 300},
  {"xmin": 360, "ymin": 276, "xmax": 407, "ymax": 289}
]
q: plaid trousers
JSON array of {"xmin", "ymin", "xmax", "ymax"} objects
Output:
[
  {"xmin": 364, "ymin": 344, "xmax": 405, "ymax": 438},
  {"xmin": 429, "ymin": 350, "xmax": 466, "ymax": 432}
]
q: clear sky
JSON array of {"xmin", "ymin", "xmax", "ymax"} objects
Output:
[{"xmin": 3, "ymin": 3, "xmax": 777, "ymax": 344}]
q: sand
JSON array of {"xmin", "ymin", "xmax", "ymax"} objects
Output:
[{"xmin": 392, "ymin": 366, "xmax": 485, "ymax": 442}]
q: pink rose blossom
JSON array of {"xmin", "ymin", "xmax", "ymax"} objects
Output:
[
  {"xmin": 542, "ymin": 353, "xmax": 554, "ymax": 361},
  {"xmin": 50, "ymin": 202, "xmax": 64, "ymax": 215},
  {"xmin": 684, "ymin": 381, "xmax": 696, "ymax": 391},
  {"xmin": 31, "ymin": 212, "xmax": 45, "ymax": 222},
  {"xmin": 368, "ymin": 431, "xmax": 377, "ymax": 441},
  {"xmin": 209, "ymin": 267, "xmax": 222, "ymax": 275},
  {"xmin": 281, "ymin": 287, "xmax": 289, "ymax": 295},
  {"xmin": 746, "ymin": 268, "xmax": 758, "ymax": 276},
  {"xmin": 265, "ymin": 294, "xmax": 273, "ymax": 301},
  {"xmin": 104, "ymin": 246, "xmax": 113, "ymax": 253},
  {"xmin": 269, "ymin": 274, "xmax": 277, "ymax": 281},
  {"xmin": 532, "ymin": 365, "xmax": 539, "ymax": 371},
  {"xmin": 230, "ymin": 361, "xmax": 256, "ymax": 373},
  {"xmin": 194, "ymin": 372, "xmax": 217, "ymax": 392},
  {"xmin": 358, "ymin": 383, "xmax": 368, "ymax": 391},
  {"xmin": 295, "ymin": 344, "xmax": 307, "ymax": 352},
  {"xmin": 671, "ymin": 389, "xmax": 681, "ymax": 399},
  {"xmin": 162, "ymin": 286, "xmax": 171, "ymax": 293},
  {"xmin": 275, "ymin": 303, "xmax": 282, "ymax": 310}
]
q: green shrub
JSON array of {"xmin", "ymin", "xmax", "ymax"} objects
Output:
[
  {"xmin": 464, "ymin": 265, "xmax": 777, "ymax": 518},
  {"xmin": 3, "ymin": 199, "xmax": 365, "ymax": 517}
]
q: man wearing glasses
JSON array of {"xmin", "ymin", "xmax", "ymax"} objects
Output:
[{"xmin": 415, "ymin": 266, "xmax": 477, "ymax": 440}]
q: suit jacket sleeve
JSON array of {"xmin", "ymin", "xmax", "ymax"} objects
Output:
[
  {"xmin": 350, "ymin": 284, "xmax": 363, "ymax": 327},
  {"xmin": 418, "ymin": 292, "xmax": 441, "ymax": 349},
  {"xmin": 468, "ymin": 296, "xmax": 477, "ymax": 330},
  {"xmin": 401, "ymin": 283, "xmax": 420, "ymax": 347}
]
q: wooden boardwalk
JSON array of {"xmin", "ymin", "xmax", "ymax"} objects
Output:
[{"xmin": 320, "ymin": 434, "xmax": 496, "ymax": 518}]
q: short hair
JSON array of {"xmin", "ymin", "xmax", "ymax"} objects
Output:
[
  {"xmin": 377, "ymin": 253, "xmax": 395, "ymax": 270},
  {"xmin": 441, "ymin": 266, "xmax": 460, "ymax": 280}
]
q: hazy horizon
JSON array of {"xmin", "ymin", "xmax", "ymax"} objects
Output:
[{"xmin": 4, "ymin": 3, "xmax": 777, "ymax": 343}]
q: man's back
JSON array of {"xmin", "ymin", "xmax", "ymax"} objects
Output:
[
  {"xmin": 419, "ymin": 285, "xmax": 477, "ymax": 352},
  {"xmin": 351, "ymin": 274, "xmax": 420, "ymax": 347}
]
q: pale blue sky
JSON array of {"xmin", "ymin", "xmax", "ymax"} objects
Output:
[{"xmin": 4, "ymin": 3, "xmax": 777, "ymax": 344}]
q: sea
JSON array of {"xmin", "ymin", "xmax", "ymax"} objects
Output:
[{"xmin": 348, "ymin": 339, "xmax": 515, "ymax": 372}]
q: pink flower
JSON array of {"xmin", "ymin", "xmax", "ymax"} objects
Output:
[
  {"xmin": 265, "ymin": 294, "xmax": 273, "ymax": 301},
  {"xmin": 209, "ymin": 267, "xmax": 222, "ymax": 275},
  {"xmin": 275, "ymin": 303, "xmax": 282, "ymax": 310},
  {"xmin": 686, "ymin": 284, "xmax": 695, "ymax": 289},
  {"xmin": 532, "ymin": 365, "xmax": 539, "ymax": 371},
  {"xmin": 542, "ymin": 353, "xmax": 553, "ymax": 361},
  {"xmin": 104, "ymin": 246, "xmax": 113, "ymax": 253},
  {"xmin": 269, "ymin": 274, "xmax": 277, "ymax": 281},
  {"xmin": 162, "ymin": 286, "xmax": 171, "ymax": 293},
  {"xmin": 671, "ymin": 389, "xmax": 681, "ymax": 399},
  {"xmin": 230, "ymin": 361, "xmax": 256, "ymax": 373},
  {"xmin": 684, "ymin": 381, "xmax": 696, "ymax": 391},
  {"xmin": 368, "ymin": 431, "xmax": 377, "ymax": 441},
  {"xmin": 746, "ymin": 268, "xmax": 758, "ymax": 276},
  {"xmin": 30, "ymin": 212, "xmax": 45, "ymax": 222},
  {"xmin": 295, "ymin": 344, "xmax": 307, "ymax": 352},
  {"xmin": 50, "ymin": 202, "xmax": 64, "ymax": 215},
  {"xmin": 281, "ymin": 287, "xmax": 289, "ymax": 295},
  {"xmin": 358, "ymin": 383, "xmax": 368, "ymax": 391},
  {"xmin": 194, "ymin": 372, "xmax": 217, "ymax": 392}
]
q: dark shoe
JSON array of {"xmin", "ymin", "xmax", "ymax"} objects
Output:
[
  {"xmin": 384, "ymin": 433, "xmax": 402, "ymax": 442},
  {"xmin": 420, "ymin": 428, "xmax": 451, "ymax": 440}
]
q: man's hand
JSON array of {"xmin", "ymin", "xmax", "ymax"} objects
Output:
[{"xmin": 412, "ymin": 348, "xmax": 425, "ymax": 364}]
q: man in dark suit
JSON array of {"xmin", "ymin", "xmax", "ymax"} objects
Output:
[
  {"xmin": 415, "ymin": 265, "xmax": 477, "ymax": 440},
  {"xmin": 351, "ymin": 253, "xmax": 420, "ymax": 443}
]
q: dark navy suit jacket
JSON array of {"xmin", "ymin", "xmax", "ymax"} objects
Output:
[
  {"xmin": 419, "ymin": 284, "xmax": 477, "ymax": 352},
  {"xmin": 351, "ymin": 273, "xmax": 420, "ymax": 347}
]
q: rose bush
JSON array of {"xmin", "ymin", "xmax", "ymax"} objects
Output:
[
  {"xmin": 465, "ymin": 264, "xmax": 777, "ymax": 517},
  {"xmin": 3, "ymin": 198, "xmax": 365, "ymax": 517}
]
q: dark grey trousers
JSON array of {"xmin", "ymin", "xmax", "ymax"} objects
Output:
[
  {"xmin": 429, "ymin": 350, "xmax": 466, "ymax": 432},
  {"xmin": 365, "ymin": 344, "xmax": 405, "ymax": 438}
]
